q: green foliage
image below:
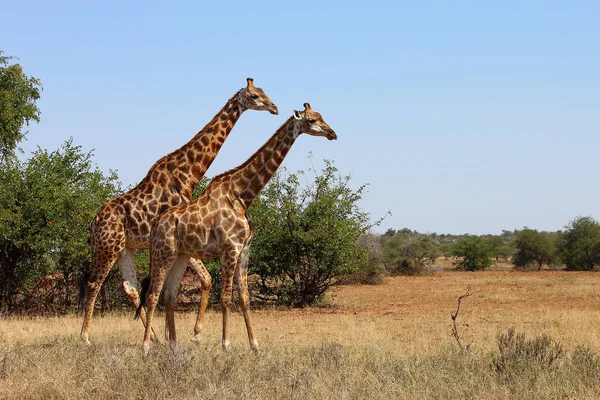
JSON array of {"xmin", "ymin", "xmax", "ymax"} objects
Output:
[
  {"xmin": 438, "ymin": 242, "xmax": 454, "ymax": 260},
  {"xmin": 486, "ymin": 236, "xmax": 504, "ymax": 257},
  {"xmin": 556, "ymin": 216, "xmax": 600, "ymax": 271},
  {"xmin": 0, "ymin": 51, "xmax": 42, "ymax": 161},
  {"xmin": 494, "ymin": 245, "xmax": 514, "ymax": 262},
  {"xmin": 451, "ymin": 235, "xmax": 494, "ymax": 271},
  {"xmin": 249, "ymin": 159, "xmax": 375, "ymax": 307},
  {"xmin": 381, "ymin": 230, "xmax": 438, "ymax": 275},
  {"xmin": 479, "ymin": 234, "xmax": 515, "ymax": 261},
  {"xmin": 191, "ymin": 176, "xmax": 211, "ymax": 200},
  {"xmin": 0, "ymin": 139, "xmax": 121, "ymax": 312},
  {"xmin": 512, "ymin": 229, "xmax": 556, "ymax": 270}
]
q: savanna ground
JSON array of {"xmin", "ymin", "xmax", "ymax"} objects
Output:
[{"xmin": 2, "ymin": 260, "xmax": 600, "ymax": 399}]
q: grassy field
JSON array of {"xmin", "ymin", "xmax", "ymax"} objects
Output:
[{"xmin": 2, "ymin": 265, "xmax": 600, "ymax": 399}]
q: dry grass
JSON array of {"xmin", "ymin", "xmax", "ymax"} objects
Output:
[{"xmin": 2, "ymin": 268, "xmax": 600, "ymax": 399}]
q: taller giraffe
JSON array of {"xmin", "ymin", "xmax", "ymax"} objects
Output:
[
  {"xmin": 138, "ymin": 103, "xmax": 336, "ymax": 354},
  {"xmin": 80, "ymin": 78, "xmax": 278, "ymax": 344}
]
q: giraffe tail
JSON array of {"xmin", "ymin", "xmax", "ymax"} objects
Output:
[
  {"xmin": 134, "ymin": 276, "xmax": 151, "ymax": 320},
  {"xmin": 77, "ymin": 270, "xmax": 91, "ymax": 316}
]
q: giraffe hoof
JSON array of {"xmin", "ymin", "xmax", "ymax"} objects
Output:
[
  {"xmin": 190, "ymin": 335, "xmax": 202, "ymax": 345},
  {"xmin": 142, "ymin": 341, "xmax": 152, "ymax": 357},
  {"xmin": 80, "ymin": 334, "xmax": 91, "ymax": 345},
  {"xmin": 150, "ymin": 334, "xmax": 161, "ymax": 346},
  {"xmin": 222, "ymin": 341, "xmax": 231, "ymax": 352},
  {"xmin": 168, "ymin": 340, "xmax": 177, "ymax": 353},
  {"xmin": 251, "ymin": 343, "xmax": 261, "ymax": 355}
]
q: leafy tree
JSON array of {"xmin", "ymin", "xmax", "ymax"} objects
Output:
[
  {"xmin": 556, "ymin": 216, "xmax": 600, "ymax": 271},
  {"xmin": 495, "ymin": 245, "xmax": 514, "ymax": 262},
  {"xmin": 0, "ymin": 157, "xmax": 24, "ymax": 311},
  {"xmin": 249, "ymin": 160, "xmax": 376, "ymax": 307},
  {"xmin": 486, "ymin": 236, "xmax": 505, "ymax": 261},
  {"xmin": 0, "ymin": 139, "xmax": 121, "ymax": 312},
  {"xmin": 439, "ymin": 242, "xmax": 454, "ymax": 260},
  {"xmin": 382, "ymin": 231, "xmax": 438, "ymax": 275},
  {"xmin": 452, "ymin": 235, "xmax": 494, "ymax": 271},
  {"xmin": 512, "ymin": 229, "xmax": 556, "ymax": 270},
  {"xmin": 384, "ymin": 228, "xmax": 396, "ymax": 237},
  {"xmin": 0, "ymin": 50, "xmax": 42, "ymax": 161}
]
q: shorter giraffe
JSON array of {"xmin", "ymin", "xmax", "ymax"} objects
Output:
[{"xmin": 138, "ymin": 103, "xmax": 337, "ymax": 354}]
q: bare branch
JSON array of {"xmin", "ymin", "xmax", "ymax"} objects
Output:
[{"xmin": 451, "ymin": 287, "xmax": 472, "ymax": 354}]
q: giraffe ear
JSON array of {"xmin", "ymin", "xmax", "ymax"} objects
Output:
[
  {"xmin": 293, "ymin": 110, "xmax": 302, "ymax": 120},
  {"xmin": 303, "ymin": 103, "xmax": 312, "ymax": 111},
  {"xmin": 246, "ymin": 78, "xmax": 255, "ymax": 88}
]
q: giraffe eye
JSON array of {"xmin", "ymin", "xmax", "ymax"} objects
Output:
[
  {"xmin": 251, "ymin": 94, "xmax": 259, "ymax": 99},
  {"xmin": 308, "ymin": 119, "xmax": 316, "ymax": 123}
]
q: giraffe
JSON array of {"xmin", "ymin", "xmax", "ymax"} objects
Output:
[
  {"xmin": 80, "ymin": 78, "xmax": 278, "ymax": 344},
  {"xmin": 138, "ymin": 103, "xmax": 337, "ymax": 355}
]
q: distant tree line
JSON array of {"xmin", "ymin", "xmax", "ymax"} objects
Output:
[{"xmin": 373, "ymin": 217, "xmax": 600, "ymax": 273}]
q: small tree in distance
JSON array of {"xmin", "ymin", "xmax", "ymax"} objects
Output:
[
  {"xmin": 512, "ymin": 229, "xmax": 555, "ymax": 270},
  {"xmin": 381, "ymin": 231, "xmax": 438, "ymax": 275},
  {"xmin": 452, "ymin": 235, "xmax": 494, "ymax": 271},
  {"xmin": 557, "ymin": 216, "xmax": 600, "ymax": 271}
]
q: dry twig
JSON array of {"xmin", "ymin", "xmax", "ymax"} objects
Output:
[{"xmin": 451, "ymin": 287, "xmax": 472, "ymax": 354}]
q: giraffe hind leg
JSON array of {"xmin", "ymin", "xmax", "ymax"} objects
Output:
[
  {"xmin": 235, "ymin": 244, "xmax": 260, "ymax": 353},
  {"xmin": 142, "ymin": 256, "xmax": 174, "ymax": 356},
  {"xmin": 188, "ymin": 257, "xmax": 212, "ymax": 343},
  {"xmin": 220, "ymin": 249, "xmax": 240, "ymax": 351},
  {"xmin": 80, "ymin": 250, "xmax": 121, "ymax": 344}
]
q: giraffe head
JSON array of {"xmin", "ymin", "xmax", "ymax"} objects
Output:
[
  {"xmin": 237, "ymin": 78, "xmax": 279, "ymax": 115},
  {"xmin": 292, "ymin": 103, "xmax": 337, "ymax": 140}
]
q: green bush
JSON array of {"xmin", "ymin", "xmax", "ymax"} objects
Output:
[
  {"xmin": 556, "ymin": 216, "xmax": 600, "ymax": 271},
  {"xmin": 512, "ymin": 229, "xmax": 556, "ymax": 270},
  {"xmin": 249, "ymin": 160, "xmax": 377, "ymax": 307},
  {"xmin": 381, "ymin": 230, "xmax": 437, "ymax": 275},
  {"xmin": 452, "ymin": 235, "xmax": 494, "ymax": 271}
]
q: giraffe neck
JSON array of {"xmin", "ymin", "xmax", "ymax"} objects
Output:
[
  {"xmin": 147, "ymin": 92, "xmax": 243, "ymax": 200},
  {"xmin": 221, "ymin": 117, "xmax": 299, "ymax": 209}
]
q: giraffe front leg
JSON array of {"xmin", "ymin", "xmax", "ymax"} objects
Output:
[
  {"xmin": 220, "ymin": 251, "xmax": 238, "ymax": 351},
  {"xmin": 163, "ymin": 255, "xmax": 189, "ymax": 352},
  {"xmin": 235, "ymin": 244, "xmax": 260, "ymax": 354},
  {"xmin": 142, "ymin": 266, "xmax": 166, "ymax": 357},
  {"xmin": 188, "ymin": 257, "xmax": 212, "ymax": 343},
  {"xmin": 117, "ymin": 248, "xmax": 158, "ymax": 343},
  {"xmin": 80, "ymin": 251, "xmax": 120, "ymax": 344}
]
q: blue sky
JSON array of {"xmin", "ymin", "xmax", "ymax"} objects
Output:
[{"xmin": 2, "ymin": 1, "xmax": 599, "ymax": 234}]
